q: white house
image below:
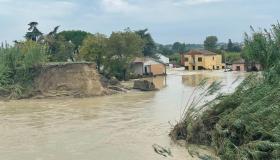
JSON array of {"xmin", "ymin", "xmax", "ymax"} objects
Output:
[{"xmin": 156, "ymin": 54, "xmax": 169, "ymax": 65}]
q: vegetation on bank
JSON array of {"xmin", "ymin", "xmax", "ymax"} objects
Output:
[
  {"xmin": 0, "ymin": 41, "xmax": 48, "ymax": 99},
  {"xmin": 171, "ymin": 22, "xmax": 280, "ymax": 160}
]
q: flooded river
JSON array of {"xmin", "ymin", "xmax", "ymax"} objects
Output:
[{"xmin": 0, "ymin": 71, "xmax": 245, "ymax": 160}]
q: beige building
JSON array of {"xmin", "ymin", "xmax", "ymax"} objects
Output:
[
  {"xmin": 232, "ymin": 59, "xmax": 262, "ymax": 72},
  {"xmin": 131, "ymin": 57, "xmax": 166, "ymax": 76},
  {"xmin": 232, "ymin": 59, "xmax": 246, "ymax": 71},
  {"xmin": 181, "ymin": 50, "xmax": 225, "ymax": 71}
]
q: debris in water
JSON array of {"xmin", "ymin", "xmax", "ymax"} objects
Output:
[{"xmin": 152, "ymin": 144, "xmax": 172, "ymax": 157}]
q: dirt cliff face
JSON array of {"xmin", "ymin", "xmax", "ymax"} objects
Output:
[{"xmin": 35, "ymin": 63, "xmax": 105, "ymax": 98}]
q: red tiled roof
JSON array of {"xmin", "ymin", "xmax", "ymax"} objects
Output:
[{"xmin": 185, "ymin": 50, "xmax": 217, "ymax": 56}]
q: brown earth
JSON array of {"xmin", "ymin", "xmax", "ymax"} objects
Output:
[{"xmin": 34, "ymin": 63, "xmax": 107, "ymax": 98}]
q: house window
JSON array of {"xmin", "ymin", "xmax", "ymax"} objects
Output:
[
  {"xmin": 193, "ymin": 66, "xmax": 196, "ymax": 70},
  {"xmin": 198, "ymin": 66, "xmax": 204, "ymax": 70},
  {"xmin": 185, "ymin": 66, "xmax": 189, "ymax": 70},
  {"xmin": 217, "ymin": 66, "xmax": 220, "ymax": 69},
  {"xmin": 185, "ymin": 58, "xmax": 189, "ymax": 62},
  {"xmin": 198, "ymin": 57, "xmax": 202, "ymax": 62},
  {"xmin": 236, "ymin": 66, "xmax": 241, "ymax": 71},
  {"xmin": 222, "ymin": 66, "xmax": 225, "ymax": 69}
]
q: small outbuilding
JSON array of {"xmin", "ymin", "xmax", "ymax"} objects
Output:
[
  {"xmin": 232, "ymin": 59, "xmax": 246, "ymax": 71},
  {"xmin": 231, "ymin": 59, "xmax": 262, "ymax": 72},
  {"xmin": 131, "ymin": 57, "xmax": 166, "ymax": 76}
]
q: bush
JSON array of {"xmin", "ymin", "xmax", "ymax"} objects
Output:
[{"xmin": 0, "ymin": 41, "xmax": 48, "ymax": 98}]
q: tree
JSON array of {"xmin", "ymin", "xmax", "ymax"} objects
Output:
[
  {"xmin": 135, "ymin": 29, "xmax": 156, "ymax": 57},
  {"xmin": 157, "ymin": 44, "xmax": 173, "ymax": 55},
  {"xmin": 42, "ymin": 26, "xmax": 75, "ymax": 62},
  {"xmin": 79, "ymin": 34, "xmax": 108, "ymax": 72},
  {"xmin": 49, "ymin": 36, "xmax": 75, "ymax": 62},
  {"xmin": 226, "ymin": 39, "xmax": 242, "ymax": 52},
  {"xmin": 204, "ymin": 36, "xmax": 218, "ymax": 52},
  {"xmin": 227, "ymin": 39, "xmax": 233, "ymax": 51},
  {"xmin": 25, "ymin": 22, "xmax": 43, "ymax": 42},
  {"xmin": 57, "ymin": 30, "xmax": 91, "ymax": 52},
  {"xmin": 106, "ymin": 30, "xmax": 144, "ymax": 80},
  {"xmin": 172, "ymin": 42, "xmax": 187, "ymax": 53}
]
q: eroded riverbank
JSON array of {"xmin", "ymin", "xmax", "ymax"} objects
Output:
[{"xmin": 0, "ymin": 71, "xmax": 246, "ymax": 160}]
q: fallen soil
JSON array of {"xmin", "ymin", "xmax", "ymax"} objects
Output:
[{"xmin": 32, "ymin": 62, "xmax": 131, "ymax": 99}]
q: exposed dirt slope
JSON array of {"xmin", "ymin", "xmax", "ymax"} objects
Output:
[{"xmin": 35, "ymin": 63, "xmax": 105, "ymax": 98}]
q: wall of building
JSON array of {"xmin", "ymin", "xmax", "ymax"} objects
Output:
[
  {"xmin": 183, "ymin": 54, "xmax": 224, "ymax": 70},
  {"xmin": 131, "ymin": 63, "xmax": 144, "ymax": 75},
  {"xmin": 150, "ymin": 64, "xmax": 166, "ymax": 75},
  {"xmin": 232, "ymin": 64, "xmax": 246, "ymax": 71}
]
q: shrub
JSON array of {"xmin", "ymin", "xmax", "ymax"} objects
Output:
[{"xmin": 0, "ymin": 41, "xmax": 48, "ymax": 98}]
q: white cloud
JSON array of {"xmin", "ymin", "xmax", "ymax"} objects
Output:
[
  {"xmin": 0, "ymin": 0, "xmax": 77, "ymax": 17},
  {"xmin": 172, "ymin": 0, "xmax": 224, "ymax": 6},
  {"xmin": 101, "ymin": 0, "xmax": 139, "ymax": 13}
]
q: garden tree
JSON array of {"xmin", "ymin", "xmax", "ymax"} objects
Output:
[
  {"xmin": 204, "ymin": 36, "xmax": 218, "ymax": 52},
  {"xmin": 226, "ymin": 39, "xmax": 242, "ymax": 52},
  {"xmin": 135, "ymin": 29, "xmax": 156, "ymax": 57},
  {"xmin": 244, "ymin": 23, "xmax": 280, "ymax": 71},
  {"xmin": 57, "ymin": 30, "xmax": 91, "ymax": 52},
  {"xmin": 48, "ymin": 26, "xmax": 60, "ymax": 37},
  {"xmin": 49, "ymin": 36, "xmax": 75, "ymax": 62},
  {"xmin": 42, "ymin": 26, "xmax": 75, "ymax": 62},
  {"xmin": 79, "ymin": 33, "xmax": 108, "ymax": 72},
  {"xmin": 172, "ymin": 42, "xmax": 187, "ymax": 53},
  {"xmin": 25, "ymin": 22, "xmax": 43, "ymax": 42},
  {"xmin": 156, "ymin": 44, "xmax": 173, "ymax": 55},
  {"xmin": 227, "ymin": 39, "xmax": 233, "ymax": 51},
  {"xmin": 106, "ymin": 30, "xmax": 144, "ymax": 80}
]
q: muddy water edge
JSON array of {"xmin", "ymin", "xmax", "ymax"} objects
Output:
[{"xmin": 0, "ymin": 71, "xmax": 246, "ymax": 160}]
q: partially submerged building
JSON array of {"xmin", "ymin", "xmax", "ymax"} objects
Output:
[
  {"xmin": 181, "ymin": 50, "xmax": 225, "ymax": 71},
  {"xmin": 131, "ymin": 57, "xmax": 166, "ymax": 76},
  {"xmin": 232, "ymin": 59, "xmax": 246, "ymax": 71},
  {"xmin": 231, "ymin": 59, "xmax": 262, "ymax": 72}
]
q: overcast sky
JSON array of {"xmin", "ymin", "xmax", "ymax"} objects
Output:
[{"xmin": 0, "ymin": 0, "xmax": 279, "ymax": 44}]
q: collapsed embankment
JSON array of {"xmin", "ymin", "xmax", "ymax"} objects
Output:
[
  {"xmin": 33, "ymin": 62, "xmax": 107, "ymax": 98},
  {"xmin": 171, "ymin": 74, "xmax": 280, "ymax": 159}
]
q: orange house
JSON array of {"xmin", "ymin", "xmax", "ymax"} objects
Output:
[{"xmin": 131, "ymin": 57, "xmax": 166, "ymax": 76}]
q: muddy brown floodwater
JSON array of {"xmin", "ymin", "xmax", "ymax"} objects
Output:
[{"xmin": 0, "ymin": 71, "xmax": 246, "ymax": 160}]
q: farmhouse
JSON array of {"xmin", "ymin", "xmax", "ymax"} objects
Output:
[
  {"xmin": 181, "ymin": 50, "xmax": 225, "ymax": 71},
  {"xmin": 131, "ymin": 57, "xmax": 166, "ymax": 76}
]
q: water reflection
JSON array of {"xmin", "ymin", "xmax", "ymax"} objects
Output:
[
  {"xmin": 144, "ymin": 76, "xmax": 167, "ymax": 89},
  {"xmin": 182, "ymin": 74, "xmax": 220, "ymax": 87}
]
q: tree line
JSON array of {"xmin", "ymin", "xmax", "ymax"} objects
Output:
[{"xmin": 15, "ymin": 22, "xmax": 160, "ymax": 80}]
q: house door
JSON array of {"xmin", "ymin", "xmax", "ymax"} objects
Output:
[
  {"xmin": 192, "ymin": 66, "xmax": 195, "ymax": 70},
  {"xmin": 144, "ymin": 66, "xmax": 148, "ymax": 74},
  {"xmin": 236, "ymin": 66, "xmax": 241, "ymax": 71}
]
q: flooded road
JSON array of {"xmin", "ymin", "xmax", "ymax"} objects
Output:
[{"xmin": 0, "ymin": 71, "xmax": 246, "ymax": 160}]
